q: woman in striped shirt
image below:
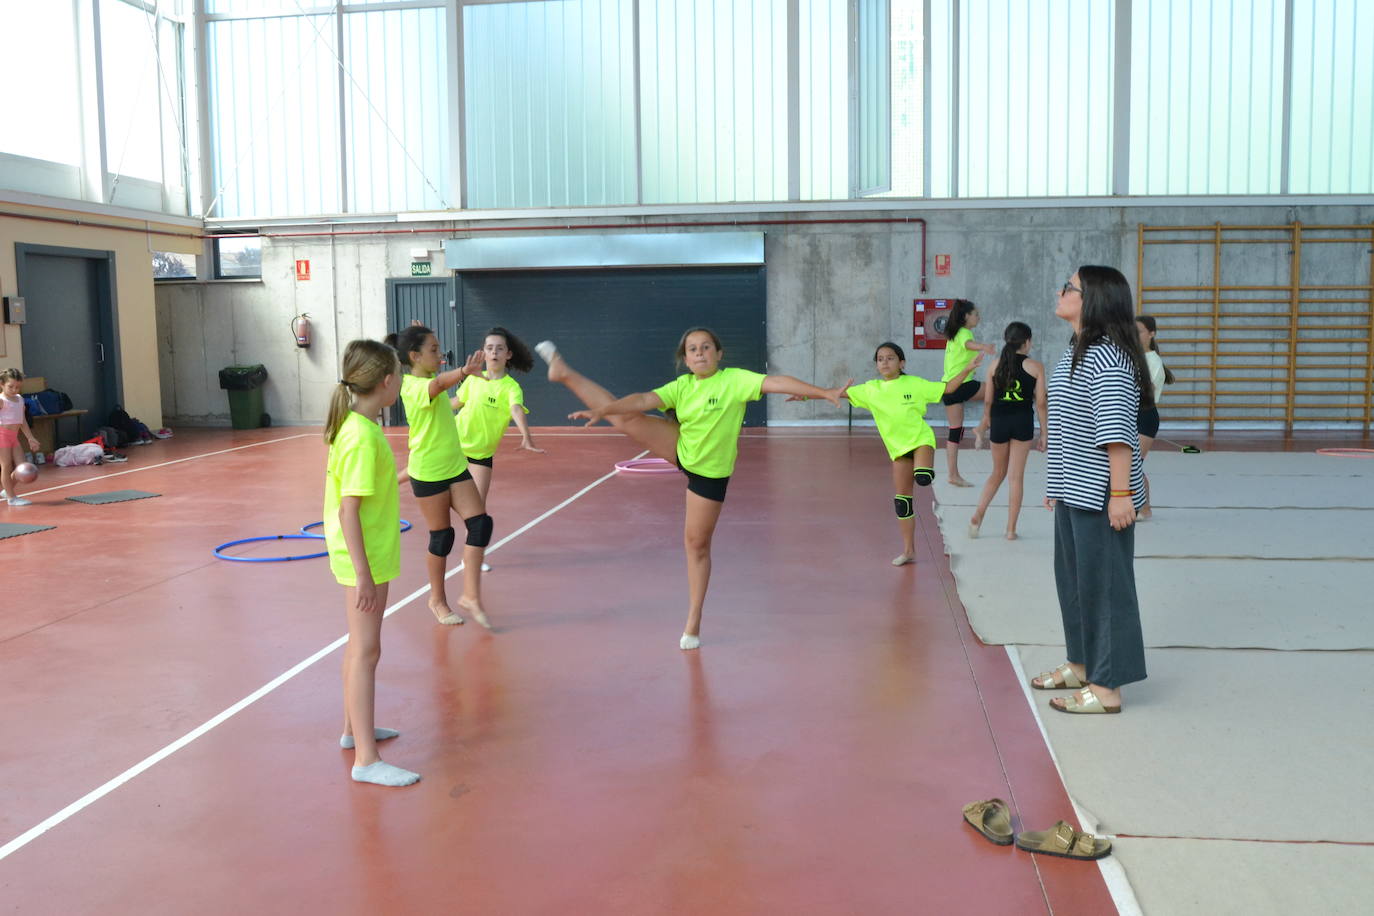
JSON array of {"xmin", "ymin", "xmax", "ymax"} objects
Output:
[{"xmin": 1033, "ymin": 266, "xmax": 1151, "ymax": 715}]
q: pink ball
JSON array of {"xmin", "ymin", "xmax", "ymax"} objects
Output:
[{"xmin": 12, "ymin": 462, "xmax": 38, "ymax": 484}]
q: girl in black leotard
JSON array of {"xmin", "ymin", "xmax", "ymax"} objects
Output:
[{"xmin": 970, "ymin": 322, "xmax": 1047, "ymax": 540}]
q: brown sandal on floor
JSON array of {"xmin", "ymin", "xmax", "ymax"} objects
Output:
[
  {"xmin": 1014, "ymin": 821, "xmax": 1112, "ymax": 860},
  {"xmin": 962, "ymin": 798, "xmax": 1014, "ymax": 846},
  {"xmin": 1049, "ymin": 686, "xmax": 1122, "ymax": 714},
  {"xmin": 1031, "ymin": 662, "xmax": 1085, "ymax": 690}
]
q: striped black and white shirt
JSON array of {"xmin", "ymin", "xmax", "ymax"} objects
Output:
[{"xmin": 1046, "ymin": 340, "xmax": 1146, "ymax": 512}]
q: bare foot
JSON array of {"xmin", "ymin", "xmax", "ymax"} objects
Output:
[
  {"xmin": 891, "ymin": 553, "xmax": 915, "ymax": 566},
  {"xmin": 1137, "ymin": 505, "xmax": 1152, "ymax": 521},
  {"xmin": 429, "ymin": 600, "xmax": 464, "ymax": 626},
  {"xmin": 949, "ymin": 477, "xmax": 974, "ymax": 488},
  {"xmin": 1005, "ymin": 531, "xmax": 1018, "ymax": 541},
  {"xmin": 458, "ymin": 595, "xmax": 492, "ymax": 630}
]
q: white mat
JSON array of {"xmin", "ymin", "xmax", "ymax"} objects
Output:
[
  {"xmin": 935, "ymin": 450, "xmax": 1374, "ymax": 649},
  {"xmin": 934, "ymin": 450, "xmax": 1374, "ymax": 509},
  {"xmin": 1018, "ymin": 645, "xmax": 1374, "ymax": 843},
  {"xmin": 953, "ymin": 555, "xmax": 1374, "ymax": 650},
  {"xmin": 1112, "ymin": 838, "xmax": 1374, "ymax": 916}
]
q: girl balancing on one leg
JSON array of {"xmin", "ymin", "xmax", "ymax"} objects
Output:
[
  {"xmin": 536, "ymin": 328, "xmax": 849, "ymax": 650},
  {"xmin": 386, "ymin": 325, "xmax": 495, "ymax": 629},
  {"xmin": 969, "ymin": 322, "xmax": 1048, "ymax": 540},
  {"xmin": 798, "ymin": 342, "xmax": 980, "ymax": 566},
  {"xmin": 1134, "ymin": 315, "xmax": 1173, "ymax": 520},
  {"xmin": 940, "ymin": 300, "xmax": 998, "ymax": 487},
  {"xmin": 1033, "ymin": 267, "xmax": 1150, "ymax": 715},
  {"xmin": 452, "ymin": 327, "xmax": 545, "ymax": 570},
  {"xmin": 324, "ymin": 340, "xmax": 419, "ymax": 786}
]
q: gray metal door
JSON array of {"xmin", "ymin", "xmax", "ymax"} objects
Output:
[
  {"xmin": 386, "ymin": 276, "xmax": 458, "ymax": 425},
  {"xmin": 15, "ymin": 246, "xmax": 120, "ymax": 443}
]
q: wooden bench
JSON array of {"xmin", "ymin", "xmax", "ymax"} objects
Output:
[{"xmin": 19, "ymin": 376, "xmax": 89, "ymax": 456}]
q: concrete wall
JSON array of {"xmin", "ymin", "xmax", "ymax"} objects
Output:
[
  {"xmin": 2, "ymin": 200, "xmax": 201, "ymax": 429},
  {"xmin": 156, "ymin": 202, "xmax": 1374, "ymax": 428}
]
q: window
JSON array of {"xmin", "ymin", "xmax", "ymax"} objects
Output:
[
  {"xmin": 464, "ymin": 0, "xmax": 636, "ymax": 208},
  {"xmin": 214, "ymin": 237, "xmax": 262, "ymax": 279},
  {"xmin": 153, "ymin": 251, "xmax": 198, "ymax": 280}
]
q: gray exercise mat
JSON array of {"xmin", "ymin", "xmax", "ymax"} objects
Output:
[
  {"xmin": 934, "ymin": 451, "xmax": 1374, "ymax": 510},
  {"xmin": 949, "ymin": 552, "xmax": 1374, "ymax": 650},
  {"xmin": 1113, "ymin": 838, "xmax": 1374, "ymax": 916},
  {"xmin": 0, "ymin": 523, "xmax": 56, "ymax": 540},
  {"xmin": 65, "ymin": 490, "xmax": 161, "ymax": 505},
  {"xmin": 1017, "ymin": 645, "xmax": 1374, "ymax": 843}
]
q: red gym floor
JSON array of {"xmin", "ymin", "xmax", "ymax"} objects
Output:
[{"xmin": 3, "ymin": 427, "xmax": 1140, "ymax": 912}]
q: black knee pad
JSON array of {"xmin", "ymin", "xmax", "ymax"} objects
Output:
[
  {"xmin": 428, "ymin": 527, "xmax": 456, "ymax": 557},
  {"xmin": 947, "ymin": 427, "xmax": 965, "ymax": 444},
  {"xmin": 465, "ymin": 513, "xmax": 494, "ymax": 548},
  {"xmin": 914, "ymin": 467, "xmax": 934, "ymax": 487},
  {"xmin": 893, "ymin": 495, "xmax": 914, "ymax": 519}
]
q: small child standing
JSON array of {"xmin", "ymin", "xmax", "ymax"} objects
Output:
[
  {"xmin": 1, "ymin": 368, "xmax": 42, "ymax": 508},
  {"xmin": 324, "ymin": 340, "xmax": 419, "ymax": 787}
]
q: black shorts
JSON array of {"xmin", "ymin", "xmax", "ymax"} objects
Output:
[
  {"xmin": 680, "ymin": 465, "xmax": 730, "ymax": 502},
  {"xmin": 409, "ymin": 469, "xmax": 473, "ymax": 498},
  {"xmin": 1137, "ymin": 407, "xmax": 1160, "ymax": 439},
  {"xmin": 941, "ymin": 380, "xmax": 981, "ymax": 406},
  {"xmin": 989, "ymin": 410, "xmax": 1035, "ymax": 444},
  {"xmin": 466, "ymin": 455, "xmax": 494, "ymax": 468}
]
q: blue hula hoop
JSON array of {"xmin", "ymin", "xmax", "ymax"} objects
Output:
[
  {"xmin": 299, "ymin": 519, "xmax": 412, "ymax": 538},
  {"xmin": 214, "ymin": 520, "xmax": 413, "ymax": 562},
  {"xmin": 214, "ymin": 534, "xmax": 328, "ymax": 562}
]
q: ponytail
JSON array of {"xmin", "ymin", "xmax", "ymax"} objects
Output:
[
  {"xmin": 944, "ymin": 299, "xmax": 976, "ymax": 340},
  {"xmin": 387, "ymin": 325, "xmax": 433, "ymax": 368},
  {"xmin": 325, "ymin": 339, "xmax": 400, "ymax": 443},
  {"xmin": 1136, "ymin": 315, "xmax": 1175, "ymax": 384},
  {"xmin": 992, "ymin": 322, "xmax": 1032, "ymax": 394}
]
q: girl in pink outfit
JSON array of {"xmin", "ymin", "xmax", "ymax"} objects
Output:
[{"xmin": 1, "ymin": 369, "xmax": 42, "ymax": 507}]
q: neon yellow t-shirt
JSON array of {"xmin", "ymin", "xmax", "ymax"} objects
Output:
[
  {"xmin": 653, "ymin": 367, "xmax": 765, "ymax": 478},
  {"xmin": 400, "ymin": 373, "xmax": 468, "ymax": 481},
  {"xmin": 455, "ymin": 374, "xmax": 528, "ymax": 460},
  {"xmin": 846, "ymin": 375, "xmax": 946, "ymax": 459},
  {"xmin": 324, "ymin": 412, "xmax": 400, "ymax": 587},
  {"xmin": 943, "ymin": 327, "xmax": 979, "ymax": 382}
]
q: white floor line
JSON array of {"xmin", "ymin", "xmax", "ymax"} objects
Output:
[
  {"xmin": 23, "ymin": 434, "xmax": 315, "ymax": 497},
  {"xmin": 0, "ymin": 450, "xmax": 644, "ymax": 864},
  {"xmin": 1006, "ymin": 646, "xmax": 1143, "ymax": 916}
]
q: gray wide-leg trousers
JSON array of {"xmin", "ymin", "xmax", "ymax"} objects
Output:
[{"xmin": 1053, "ymin": 501, "xmax": 1147, "ymax": 689}]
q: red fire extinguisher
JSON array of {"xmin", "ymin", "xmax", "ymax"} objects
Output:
[{"xmin": 291, "ymin": 313, "xmax": 312, "ymax": 349}]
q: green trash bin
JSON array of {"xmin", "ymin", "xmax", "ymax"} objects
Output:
[{"xmin": 218, "ymin": 365, "xmax": 268, "ymax": 430}]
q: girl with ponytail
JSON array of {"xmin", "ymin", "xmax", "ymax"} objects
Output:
[
  {"xmin": 323, "ymin": 340, "xmax": 420, "ymax": 786},
  {"xmin": 1134, "ymin": 315, "xmax": 1173, "ymax": 519},
  {"xmin": 970, "ymin": 322, "xmax": 1047, "ymax": 539},
  {"xmin": 940, "ymin": 299, "xmax": 997, "ymax": 486}
]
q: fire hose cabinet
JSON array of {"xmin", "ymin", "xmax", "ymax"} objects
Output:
[{"xmin": 913, "ymin": 299, "xmax": 955, "ymax": 349}]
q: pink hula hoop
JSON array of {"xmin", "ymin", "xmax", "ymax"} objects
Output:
[
  {"xmin": 1314, "ymin": 448, "xmax": 1374, "ymax": 458},
  {"xmin": 614, "ymin": 458, "xmax": 679, "ymax": 473}
]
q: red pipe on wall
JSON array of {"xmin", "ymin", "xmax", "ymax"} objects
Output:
[{"xmin": 0, "ymin": 210, "xmax": 930, "ymax": 292}]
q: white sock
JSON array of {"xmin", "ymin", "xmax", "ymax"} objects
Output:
[
  {"xmin": 535, "ymin": 340, "xmax": 558, "ymax": 363},
  {"xmin": 680, "ymin": 633, "xmax": 700, "ymax": 650},
  {"xmin": 340, "ymin": 727, "xmax": 400, "ymax": 749},
  {"xmin": 351, "ymin": 760, "xmax": 420, "ymax": 787}
]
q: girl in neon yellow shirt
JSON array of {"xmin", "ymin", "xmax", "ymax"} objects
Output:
[
  {"xmin": 452, "ymin": 327, "xmax": 544, "ymax": 572},
  {"xmin": 833, "ymin": 341, "xmax": 981, "ymax": 566},
  {"xmin": 941, "ymin": 300, "xmax": 997, "ymax": 486},
  {"xmin": 323, "ymin": 339, "xmax": 419, "ymax": 787},
  {"xmin": 537, "ymin": 328, "xmax": 849, "ymax": 651},
  {"xmin": 386, "ymin": 325, "xmax": 493, "ymax": 629}
]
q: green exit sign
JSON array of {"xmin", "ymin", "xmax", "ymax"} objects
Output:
[{"xmin": 410, "ymin": 261, "xmax": 433, "ymax": 277}]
